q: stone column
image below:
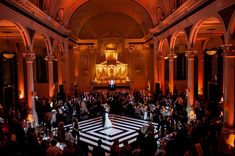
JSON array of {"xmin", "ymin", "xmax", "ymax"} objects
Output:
[
  {"xmin": 57, "ymin": 56, "xmax": 64, "ymax": 86},
  {"xmin": 153, "ymin": 42, "xmax": 158, "ymax": 90},
  {"xmin": 185, "ymin": 50, "xmax": 197, "ymax": 108},
  {"xmin": 197, "ymin": 51, "xmax": 204, "ymax": 95},
  {"xmin": 46, "ymin": 55, "xmax": 54, "ymax": 97},
  {"xmin": 17, "ymin": 55, "xmax": 25, "ymax": 99},
  {"xmin": 73, "ymin": 46, "xmax": 79, "ymax": 85},
  {"xmin": 168, "ymin": 52, "xmax": 174, "ymax": 94},
  {"xmin": 63, "ymin": 45, "xmax": 70, "ymax": 95},
  {"xmin": 156, "ymin": 53, "xmax": 164, "ymax": 92},
  {"xmin": 23, "ymin": 52, "xmax": 38, "ymax": 126},
  {"xmin": 221, "ymin": 44, "xmax": 235, "ymax": 127},
  {"xmin": 144, "ymin": 45, "xmax": 150, "ymax": 90}
]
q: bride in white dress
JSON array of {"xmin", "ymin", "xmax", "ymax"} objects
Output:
[{"xmin": 103, "ymin": 103, "xmax": 112, "ymax": 128}]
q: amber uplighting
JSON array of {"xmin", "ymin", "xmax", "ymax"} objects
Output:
[
  {"xmin": 19, "ymin": 91, "xmax": 24, "ymax": 99},
  {"xmin": 226, "ymin": 133, "xmax": 235, "ymax": 148}
]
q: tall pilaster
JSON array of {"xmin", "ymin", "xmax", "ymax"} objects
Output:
[
  {"xmin": 168, "ymin": 52, "xmax": 174, "ymax": 94},
  {"xmin": 63, "ymin": 41, "xmax": 70, "ymax": 94},
  {"xmin": 221, "ymin": 44, "xmax": 235, "ymax": 127},
  {"xmin": 17, "ymin": 55, "xmax": 25, "ymax": 99},
  {"xmin": 157, "ymin": 52, "xmax": 164, "ymax": 93},
  {"xmin": 197, "ymin": 51, "xmax": 204, "ymax": 95},
  {"xmin": 73, "ymin": 46, "xmax": 79, "ymax": 85},
  {"xmin": 144, "ymin": 45, "xmax": 150, "ymax": 90},
  {"xmin": 57, "ymin": 56, "xmax": 64, "ymax": 86},
  {"xmin": 153, "ymin": 42, "xmax": 158, "ymax": 90},
  {"xmin": 23, "ymin": 52, "xmax": 38, "ymax": 126},
  {"xmin": 185, "ymin": 50, "xmax": 197, "ymax": 107},
  {"xmin": 46, "ymin": 55, "xmax": 54, "ymax": 97}
]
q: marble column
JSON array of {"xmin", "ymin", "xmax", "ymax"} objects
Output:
[
  {"xmin": 221, "ymin": 44, "xmax": 235, "ymax": 127},
  {"xmin": 168, "ymin": 52, "xmax": 174, "ymax": 94},
  {"xmin": 185, "ymin": 50, "xmax": 197, "ymax": 107},
  {"xmin": 23, "ymin": 52, "xmax": 38, "ymax": 126},
  {"xmin": 197, "ymin": 51, "xmax": 204, "ymax": 95},
  {"xmin": 144, "ymin": 45, "xmax": 150, "ymax": 90},
  {"xmin": 157, "ymin": 52, "xmax": 164, "ymax": 93},
  {"xmin": 17, "ymin": 55, "xmax": 25, "ymax": 99},
  {"xmin": 57, "ymin": 56, "xmax": 64, "ymax": 86},
  {"xmin": 73, "ymin": 46, "xmax": 79, "ymax": 85},
  {"xmin": 63, "ymin": 46, "xmax": 70, "ymax": 94},
  {"xmin": 46, "ymin": 55, "xmax": 54, "ymax": 97},
  {"xmin": 153, "ymin": 43, "xmax": 158, "ymax": 90}
]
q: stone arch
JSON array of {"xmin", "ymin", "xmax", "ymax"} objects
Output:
[
  {"xmin": 227, "ymin": 11, "xmax": 235, "ymax": 44},
  {"xmin": 170, "ymin": 31, "xmax": 189, "ymax": 50},
  {"xmin": 189, "ymin": 16, "xmax": 226, "ymax": 48},
  {"xmin": 0, "ymin": 19, "xmax": 31, "ymax": 51},
  {"xmin": 159, "ymin": 38, "xmax": 170, "ymax": 57},
  {"xmin": 52, "ymin": 40, "xmax": 63, "ymax": 58},
  {"xmin": 32, "ymin": 32, "xmax": 51, "ymax": 55}
]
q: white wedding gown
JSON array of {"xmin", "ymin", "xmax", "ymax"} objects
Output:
[{"xmin": 104, "ymin": 112, "xmax": 112, "ymax": 128}]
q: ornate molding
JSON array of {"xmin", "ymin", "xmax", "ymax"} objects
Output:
[
  {"xmin": 73, "ymin": 46, "xmax": 79, "ymax": 53},
  {"xmin": 88, "ymin": 45, "xmax": 95, "ymax": 53},
  {"xmin": 156, "ymin": 52, "xmax": 163, "ymax": 61},
  {"xmin": 221, "ymin": 44, "xmax": 235, "ymax": 58},
  {"xmin": 8, "ymin": 0, "xmax": 70, "ymax": 35},
  {"xmin": 168, "ymin": 53, "xmax": 175, "ymax": 60},
  {"xmin": 45, "ymin": 55, "xmax": 54, "ymax": 62},
  {"xmin": 57, "ymin": 56, "xmax": 64, "ymax": 63},
  {"xmin": 128, "ymin": 45, "xmax": 136, "ymax": 53},
  {"xmin": 185, "ymin": 50, "xmax": 197, "ymax": 60},
  {"xmin": 23, "ymin": 52, "xmax": 35, "ymax": 63},
  {"xmin": 150, "ymin": 0, "xmax": 206, "ymax": 33}
]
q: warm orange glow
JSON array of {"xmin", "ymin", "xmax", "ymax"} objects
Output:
[
  {"xmin": 19, "ymin": 91, "xmax": 24, "ymax": 99},
  {"xmin": 27, "ymin": 113, "xmax": 34, "ymax": 123},
  {"xmin": 226, "ymin": 133, "xmax": 235, "ymax": 147},
  {"xmin": 94, "ymin": 42, "xmax": 129, "ymax": 84},
  {"xmin": 105, "ymin": 51, "xmax": 118, "ymax": 61}
]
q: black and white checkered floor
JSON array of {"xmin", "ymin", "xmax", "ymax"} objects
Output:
[{"xmin": 78, "ymin": 114, "xmax": 158, "ymax": 152}]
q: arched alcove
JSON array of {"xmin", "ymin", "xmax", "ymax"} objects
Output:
[{"xmin": 0, "ymin": 19, "xmax": 27, "ymax": 115}]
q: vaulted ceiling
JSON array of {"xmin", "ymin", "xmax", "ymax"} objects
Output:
[{"xmin": 45, "ymin": 0, "xmax": 180, "ymax": 39}]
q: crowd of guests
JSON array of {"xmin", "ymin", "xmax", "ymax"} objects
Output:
[{"xmin": 0, "ymin": 88, "xmax": 225, "ymax": 156}]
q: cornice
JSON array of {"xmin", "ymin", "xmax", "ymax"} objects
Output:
[
  {"xmin": 3, "ymin": 0, "xmax": 70, "ymax": 36},
  {"xmin": 149, "ymin": 0, "xmax": 208, "ymax": 35}
]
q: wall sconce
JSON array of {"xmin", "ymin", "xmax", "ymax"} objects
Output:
[
  {"xmin": 206, "ymin": 48, "xmax": 217, "ymax": 56},
  {"xmin": 2, "ymin": 52, "xmax": 15, "ymax": 59}
]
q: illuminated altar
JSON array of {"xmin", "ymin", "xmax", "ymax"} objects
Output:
[{"xmin": 94, "ymin": 43, "xmax": 130, "ymax": 85}]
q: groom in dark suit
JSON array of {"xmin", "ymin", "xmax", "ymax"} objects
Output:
[{"xmin": 101, "ymin": 104, "xmax": 106, "ymax": 127}]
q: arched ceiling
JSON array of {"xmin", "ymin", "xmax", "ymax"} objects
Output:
[{"xmin": 68, "ymin": 0, "xmax": 153, "ymax": 38}]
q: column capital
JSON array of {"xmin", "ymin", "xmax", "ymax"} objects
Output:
[
  {"xmin": 185, "ymin": 50, "xmax": 197, "ymax": 60},
  {"xmin": 23, "ymin": 52, "xmax": 35, "ymax": 63},
  {"xmin": 73, "ymin": 46, "xmax": 79, "ymax": 52},
  {"xmin": 128, "ymin": 44, "xmax": 136, "ymax": 53},
  {"xmin": 168, "ymin": 53, "xmax": 175, "ymax": 60},
  {"xmin": 45, "ymin": 55, "xmax": 54, "ymax": 62},
  {"xmin": 88, "ymin": 45, "xmax": 95, "ymax": 53},
  {"xmin": 17, "ymin": 55, "xmax": 24, "ymax": 63},
  {"xmin": 57, "ymin": 56, "xmax": 64, "ymax": 63},
  {"xmin": 156, "ymin": 52, "xmax": 163, "ymax": 60},
  {"xmin": 221, "ymin": 44, "xmax": 235, "ymax": 58}
]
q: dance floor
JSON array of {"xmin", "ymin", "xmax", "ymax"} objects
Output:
[{"xmin": 78, "ymin": 114, "xmax": 158, "ymax": 152}]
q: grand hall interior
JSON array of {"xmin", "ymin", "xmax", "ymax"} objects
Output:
[{"xmin": 0, "ymin": 0, "xmax": 235, "ymax": 156}]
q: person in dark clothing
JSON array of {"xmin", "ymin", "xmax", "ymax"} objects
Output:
[{"xmin": 92, "ymin": 139, "xmax": 105, "ymax": 156}]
